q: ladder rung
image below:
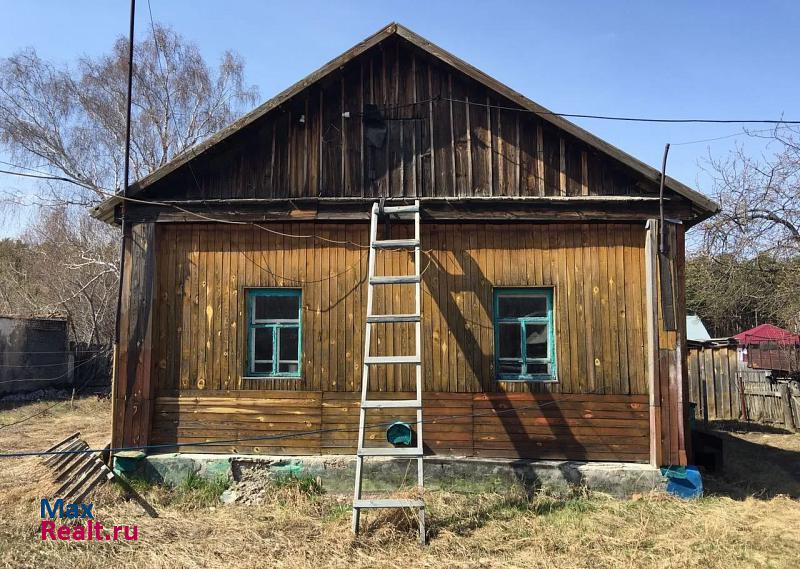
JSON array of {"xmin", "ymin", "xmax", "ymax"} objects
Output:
[
  {"xmin": 369, "ymin": 275, "xmax": 421, "ymax": 285},
  {"xmin": 361, "ymin": 399, "xmax": 421, "ymax": 409},
  {"xmin": 358, "ymin": 447, "xmax": 423, "ymax": 457},
  {"xmin": 372, "ymin": 239, "xmax": 419, "ymax": 250},
  {"xmin": 381, "ymin": 204, "xmax": 419, "ymax": 214},
  {"xmin": 364, "ymin": 355, "xmax": 421, "ymax": 365},
  {"xmin": 367, "ymin": 314, "xmax": 420, "ymax": 323},
  {"xmin": 354, "ymin": 499, "xmax": 424, "ymax": 509}
]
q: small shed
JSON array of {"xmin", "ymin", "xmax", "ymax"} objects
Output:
[
  {"xmin": 0, "ymin": 315, "xmax": 72, "ymax": 396},
  {"xmin": 734, "ymin": 324, "xmax": 800, "ymax": 373}
]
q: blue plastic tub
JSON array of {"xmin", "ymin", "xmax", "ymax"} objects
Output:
[{"xmin": 661, "ymin": 465, "xmax": 703, "ymax": 499}]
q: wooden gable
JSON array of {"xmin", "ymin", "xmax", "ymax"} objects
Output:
[{"xmin": 93, "ymin": 23, "xmax": 717, "ymax": 223}]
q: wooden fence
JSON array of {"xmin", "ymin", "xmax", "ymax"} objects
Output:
[{"xmin": 687, "ymin": 342, "xmax": 799, "ymax": 431}]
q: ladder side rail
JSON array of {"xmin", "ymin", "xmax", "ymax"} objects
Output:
[
  {"xmin": 414, "ymin": 200, "xmax": 425, "ymax": 543},
  {"xmin": 352, "ymin": 202, "xmax": 380, "ymax": 534}
]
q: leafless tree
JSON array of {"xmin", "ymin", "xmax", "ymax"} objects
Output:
[
  {"xmin": 0, "ymin": 24, "xmax": 258, "ymax": 346},
  {"xmin": 0, "ymin": 23, "xmax": 258, "ymax": 204},
  {"xmin": 700, "ymin": 126, "xmax": 800, "ymax": 261},
  {"xmin": 0, "ymin": 208, "xmax": 119, "ymax": 345},
  {"xmin": 689, "ymin": 126, "xmax": 800, "ymax": 335}
]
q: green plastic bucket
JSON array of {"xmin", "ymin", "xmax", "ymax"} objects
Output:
[{"xmin": 386, "ymin": 421, "xmax": 413, "ymax": 446}]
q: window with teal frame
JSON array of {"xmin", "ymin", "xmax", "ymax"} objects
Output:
[
  {"xmin": 493, "ymin": 288, "xmax": 556, "ymax": 381},
  {"xmin": 246, "ymin": 288, "xmax": 302, "ymax": 378}
]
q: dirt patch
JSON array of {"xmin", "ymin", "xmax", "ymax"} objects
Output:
[{"xmin": 703, "ymin": 426, "xmax": 800, "ymax": 499}]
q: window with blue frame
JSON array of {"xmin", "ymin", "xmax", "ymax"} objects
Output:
[
  {"xmin": 246, "ymin": 288, "xmax": 302, "ymax": 377},
  {"xmin": 493, "ymin": 288, "xmax": 556, "ymax": 381}
]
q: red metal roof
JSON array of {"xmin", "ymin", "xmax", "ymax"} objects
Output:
[{"xmin": 733, "ymin": 323, "xmax": 800, "ymax": 346}]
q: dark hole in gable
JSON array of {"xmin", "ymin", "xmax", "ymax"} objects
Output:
[{"xmin": 363, "ymin": 104, "xmax": 387, "ymax": 148}]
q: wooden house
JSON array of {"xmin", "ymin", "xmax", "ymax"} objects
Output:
[{"xmin": 93, "ymin": 23, "xmax": 718, "ymax": 467}]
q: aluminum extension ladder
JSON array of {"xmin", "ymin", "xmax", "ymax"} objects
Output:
[{"xmin": 351, "ymin": 199, "xmax": 425, "ymax": 544}]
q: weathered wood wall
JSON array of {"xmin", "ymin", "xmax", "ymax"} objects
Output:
[
  {"xmin": 746, "ymin": 345, "xmax": 800, "ymax": 373},
  {"xmin": 147, "ymin": 36, "xmax": 671, "ymax": 204},
  {"xmin": 0, "ymin": 316, "xmax": 70, "ymax": 396},
  {"xmin": 150, "ymin": 391, "xmax": 650, "ymax": 462},
  {"xmin": 648, "ymin": 221, "xmax": 690, "ymax": 466},
  {"xmin": 112, "ymin": 222, "xmax": 157, "ymax": 450},
  {"xmin": 687, "ymin": 343, "xmax": 742, "ymax": 421},
  {"xmin": 687, "ymin": 344, "xmax": 799, "ymax": 430},
  {"xmin": 150, "ymin": 221, "xmax": 650, "ymax": 397}
]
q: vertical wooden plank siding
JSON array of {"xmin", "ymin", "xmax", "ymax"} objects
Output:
[
  {"xmin": 103, "ymin": 218, "xmax": 697, "ymax": 465},
  {"xmin": 685, "ymin": 343, "xmax": 744, "ymax": 421},
  {"xmin": 646, "ymin": 219, "xmax": 690, "ymax": 466},
  {"xmin": 150, "ymin": 222, "xmax": 649, "ymax": 397},
  {"xmin": 113, "ymin": 222, "xmax": 157, "ymax": 449},
  {"xmin": 645, "ymin": 220, "xmax": 661, "ymax": 466},
  {"xmin": 157, "ymin": 38, "xmax": 664, "ymax": 203}
]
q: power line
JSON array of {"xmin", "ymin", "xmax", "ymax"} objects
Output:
[
  {"xmin": 0, "ymin": 168, "xmax": 96, "ymax": 190},
  {"xmin": 0, "ymin": 162, "xmax": 373, "ymax": 248},
  {"xmin": 436, "ymin": 97, "xmax": 800, "ymax": 125},
  {"xmin": 670, "ymin": 124, "xmax": 798, "ymax": 146},
  {"xmin": 0, "ymin": 354, "xmax": 106, "ymax": 430},
  {"xmin": 0, "ymin": 360, "xmax": 74, "ymax": 368},
  {"xmin": 92, "ymin": 186, "xmax": 374, "ymax": 249},
  {"xmin": 0, "ymin": 349, "xmax": 103, "ymax": 354},
  {"xmin": 0, "ymin": 353, "xmax": 103, "ymax": 385},
  {"xmin": 0, "ymin": 159, "xmax": 59, "ymax": 177}
]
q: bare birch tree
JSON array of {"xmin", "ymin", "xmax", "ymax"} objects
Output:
[{"xmin": 0, "ymin": 24, "xmax": 258, "ymax": 346}]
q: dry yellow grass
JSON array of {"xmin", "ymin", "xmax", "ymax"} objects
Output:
[{"xmin": 1, "ymin": 397, "xmax": 799, "ymax": 569}]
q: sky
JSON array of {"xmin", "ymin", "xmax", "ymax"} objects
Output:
[{"xmin": 1, "ymin": 0, "xmax": 799, "ymax": 236}]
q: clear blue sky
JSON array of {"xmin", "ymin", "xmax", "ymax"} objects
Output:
[{"xmin": 1, "ymin": 0, "xmax": 799, "ymax": 235}]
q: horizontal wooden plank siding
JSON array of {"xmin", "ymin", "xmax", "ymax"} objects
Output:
[
  {"xmin": 151, "ymin": 391, "xmax": 323, "ymax": 455},
  {"xmin": 152, "ymin": 221, "xmax": 649, "ymax": 397},
  {"xmin": 151, "ymin": 391, "xmax": 648, "ymax": 462},
  {"xmin": 473, "ymin": 393, "xmax": 649, "ymax": 461}
]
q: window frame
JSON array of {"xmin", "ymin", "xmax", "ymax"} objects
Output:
[
  {"xmin": 245, "ymin": 288, "xmax": 302, "ymax": 378},
  {"xmin": 493, "ymin": 287, "xmax": 557, "ymax": 382}
]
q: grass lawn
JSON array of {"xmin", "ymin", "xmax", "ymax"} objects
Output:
[{"xmin": 1, "ymin": 396, "xmax": 798, "ymax": 568}]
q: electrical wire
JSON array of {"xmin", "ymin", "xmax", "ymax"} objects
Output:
[
  {"xmin": 0, "ymin": 360, "xmax": 77, "ymax": 369},
  {"xmin": 0, "ymin": 353, "xmax": 103, "ymax": 385},
  {"xmin": 670, "ymin": 124, "xmax": 798, "ymax": 146},
  {"xmin": 0, "ymin": 349, "xmax": 103, "ymax": 355},
  {"xmin": 0, "ymin": 354, "xmax": 108, "ymax": 430},
  {"xmin": 0, "ymin": 168, "xmax": 96, "ymax": 190},
  {"xmin": 0, "ymin": 159, "xmax": 62, "ymax": 177},
  {"xmin": 435, "ymin": 96, "xmax": 800, "ymax": 125},
  {"xmin": 0, "ymin": 388, "xmax": 610, "ymax": 458}
]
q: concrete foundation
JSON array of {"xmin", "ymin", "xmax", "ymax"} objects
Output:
[{"xmin": 121, "ymin": 453, "xmax": 666, "ymax": 498}]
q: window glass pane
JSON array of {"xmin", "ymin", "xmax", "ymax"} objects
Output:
[
  {"xmin": 498, "ymin": 360, "xmax": 523, "ymax": 375},
  {"xmin": 525, "ymin": 323, "xmax": 548, "ymax": 360},
  {"xmin": 253, "ymin": 361, "xmax": 273, "ymax": 374},
  {"xmin": 527, "ymin": 362, "xmax": 549, "ymax": 375},
  {"xmin": 498, "ymin": 323, "xmax": 521, "ymax": 359},
  {"xmin": 278, "ymin": 362, "xmax": 299, "ymax": 374},
  {"xmin": 279, "ymin": 327, "xmax": 299, "ymax": 360},
  {"xmin": 253, "ymin": 328, "xmax": 274, "ymax": 362},
  {"xmin": 498, "ymin": 295, "xmax": 547, "ymax": 319},
  {"xmin": 254, "ymin": 294, "xmax": 300, "ymax": 321}
]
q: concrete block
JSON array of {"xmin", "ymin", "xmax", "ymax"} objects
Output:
[{"xmin": 137, "ymin": 453, "xmax": 665, "ymax": 498}]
